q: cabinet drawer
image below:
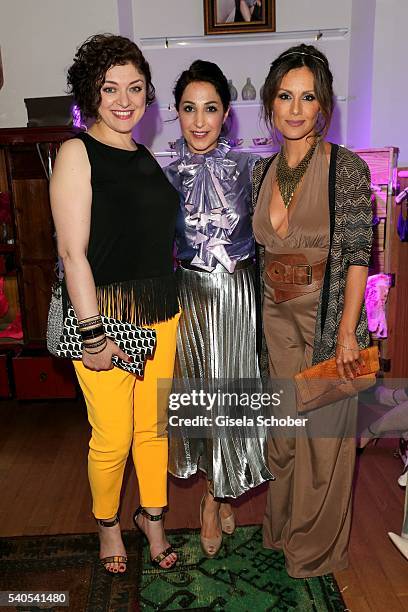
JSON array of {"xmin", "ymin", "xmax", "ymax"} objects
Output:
[{"xmin": 12, "ymin": 354, "xmax": 77, "ymax": 399}]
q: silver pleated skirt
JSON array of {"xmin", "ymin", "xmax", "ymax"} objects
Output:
[{"xmin": 169, "ymin": 263, "xmax": 274, "ymax": 498}]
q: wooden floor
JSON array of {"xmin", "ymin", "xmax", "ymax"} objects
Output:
[{"xmin": 1, "ymin": 398, "xmax": 408, "ymax": 611}]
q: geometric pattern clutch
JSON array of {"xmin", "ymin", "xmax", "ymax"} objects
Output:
[{"xmin": 46, "ymin": 283, "xmax": 156, "ymax": 377}]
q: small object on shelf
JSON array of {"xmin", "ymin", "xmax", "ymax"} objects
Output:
[
  {"xmin": 228, "ymin": 79, "xmax": 238, "ymax": 101},
  {"xmin": 168, "ymin": 141, "xmax": 176, "ymax": 150},
  {"xmin": 398, "ymin": 200, "xmax": 408, "ymax": 242},
  {"xmin": 241, "ymin": 77, "xmax": 256, "ymax": 101},
  {"xmin": 0, "ymin": 191, "xmax": 12, "ymax": 244},
  {"xmin": 228, "ymin": 138, "xmax": 243, "ymax": 148},
  {"xmin": 252, "ymin": 137, "xmax": 274, "ymax": 146},
  {"xmin": 0, "ymin": 311, "xmax": 23, "ymax": 340},
  {"xmin": 0, "ymin": 276, "xmax": 8, "ymax": 318}
]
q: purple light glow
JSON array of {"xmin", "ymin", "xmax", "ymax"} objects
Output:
[{"xmin": 71, "ymin": 104, "xmax": 85, "ymax": 129}]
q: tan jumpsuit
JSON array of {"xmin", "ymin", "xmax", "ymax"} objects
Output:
[{"xmin": 253, "ymin": 141, "xmax": 357, "ymax": 578}]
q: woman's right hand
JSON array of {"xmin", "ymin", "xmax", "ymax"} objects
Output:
[{"xmin": 82, "ymin": 337, "xmax": 130, "ymax": 371}]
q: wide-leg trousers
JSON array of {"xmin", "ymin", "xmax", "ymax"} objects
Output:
[{"xmin": 74, "ymin": 312, "xmax": 180, "ymax": 519}]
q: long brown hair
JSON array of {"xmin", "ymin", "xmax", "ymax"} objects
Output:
[{"xmin": 262, "ymin": 44, "xmax": 334, "ymax": 138}]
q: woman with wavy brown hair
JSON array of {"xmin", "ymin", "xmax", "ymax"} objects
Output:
[
  {"xmin": 253, "ymin": 44, "xmax": 372, "ymax": 577},
  {"xmin": 50, "ymin": 34, "xmax": 180, "ymax": 573}
]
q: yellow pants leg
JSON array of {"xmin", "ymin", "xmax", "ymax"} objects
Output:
[
  {"xmin": 133, "ymin": 312, "xmax": 180, "ymax": 507},
  {"xmin": 73, "ymin": 312, "xmax": 180, "ymax": 518},
  {"xmin": 74, "ymin": 362, "xmax": 135, "ymax": 519}
]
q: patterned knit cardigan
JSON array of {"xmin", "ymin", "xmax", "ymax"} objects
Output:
[{"xmin": 252, "ymin": 144, "xmax": 373, "ymax": 371}]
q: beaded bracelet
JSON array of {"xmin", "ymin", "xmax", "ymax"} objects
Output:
[
  {"xmin": 82, "ymin": 337, "xmax": 107, "ymax": 350},
  {"xmin": 83, "ymin": 339, "xmax": 108, "ymax": 355},
  {"xmin": 78, "ymin": 314, "xmax": 102, "ymax": 326}
]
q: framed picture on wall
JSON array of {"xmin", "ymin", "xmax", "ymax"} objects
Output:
[{"xmin": 204, "ymin": 0, "xmax": 276, "ymax": 35}]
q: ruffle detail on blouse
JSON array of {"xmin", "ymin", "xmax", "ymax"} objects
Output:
[{"xmin": 175, "ymin": 137, "xmax": 240, "ymax": 272}]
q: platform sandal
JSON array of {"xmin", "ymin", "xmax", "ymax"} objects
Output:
[
  {"xmin": 133, "ymin": 506, "xmax": 177, "ymax": 569},
  {"xmin": 97, "ymin": 516, "xmax": 127, "ymax": 575}
]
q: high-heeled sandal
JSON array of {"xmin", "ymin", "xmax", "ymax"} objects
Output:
[
  {"xmin": 133, "ymin": 506, "xmax": 177, "ymax": 569},
  {"xmin": 357, "ymin": 424, "xmax": 381, "ymax": 453},
  {"xmin": 219, "ymin": 504, "xmax": 235, "ymax": 535},
  {"xmin": 97, "ymin": 516, "xmax": 127, "ymax": 575},
  {"xmin": 200, "ymin": 494, "xmax": 222, "ymax": 558}
]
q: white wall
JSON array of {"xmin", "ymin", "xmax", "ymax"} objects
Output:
[
  {"xmin": 133, "ymin": 0, "xmax": 353, "ymax": 151},
  {"xmin": 371, "ymin": 0, "xmax": 408, "ymax": 165},
  {"xmin": 276, "ymin": 0, "xmax": 352, "ymax": 31},
  {"xmin": 0, "ymin": 0, "xmax": 406, "ymax": 165},
  {"xmin": 133, "ymin": 1, "xmax": 203, "ymax": 40},
  {"xmin": 131, "ymin": 0, "xmax": 353, "ymax": 38},
  {"xmin": 346, "ymin": 0, "xmax": 376, "ymax": 149},
  {"xmin": 0, "ymin": 0, "xmax": 119, "ymax": 128}
]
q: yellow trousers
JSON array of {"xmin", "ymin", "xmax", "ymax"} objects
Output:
[{"xmin": 74, "ymin": 313, "xmax": 180, "ymax": 519}]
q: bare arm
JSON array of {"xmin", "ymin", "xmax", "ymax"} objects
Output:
[
  {"xmin": 335, "ymin": 265, "xmax": 368, "ymax": 379},
  {"xmin": 50, "ymin": 139, "xmax": 97, "ymax": 318},
  {"xmin": 240, "ymin": 0, "xmax": 252, "ymax": 21},
  {"xmin": 50, "ymin": 139, "xmax": 128, "ymax": 371}
]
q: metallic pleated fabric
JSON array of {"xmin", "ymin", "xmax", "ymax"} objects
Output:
[{"xmin": 169, "ymin": 263, "xmax": 274, "ymax": 498}]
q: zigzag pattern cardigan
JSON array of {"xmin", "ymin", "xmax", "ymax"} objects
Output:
[{"xmin": 252, "ymin": 144, "xmax": 373, "ymax": 368}]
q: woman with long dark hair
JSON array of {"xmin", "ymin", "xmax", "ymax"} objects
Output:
[{"xmin": 253, "ymin": 44, "xmax": 372, "ymax": 577}]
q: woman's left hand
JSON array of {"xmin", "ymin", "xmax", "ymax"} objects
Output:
[{"xmin": 335, "ymin": 331, "xmax": 362, "ymax": 380}]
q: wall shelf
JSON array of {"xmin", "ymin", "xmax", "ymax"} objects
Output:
[{"xmin": 140, "ymin": 28, "xmax": 349, "ymax": 50}]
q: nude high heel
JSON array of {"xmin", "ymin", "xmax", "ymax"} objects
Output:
[
  {"xmin": 219, "ymin": 504, "xmax": 235, "ymax": 535},
  {"xmin": 200, "ymin": 494, "xmax": 222, "ymax": 558}
]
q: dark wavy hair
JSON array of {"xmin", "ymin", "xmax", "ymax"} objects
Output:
[
  {"xmin": 173, "ymin": 60, "xmax": 231, "ymax": 112},
  {"xmin": 262, "ymin": 44, "xmax": 334, "ymax": 137},
  {"xmin": 67, "ymin": 34, "xmax": 155, "ymax": 118}
]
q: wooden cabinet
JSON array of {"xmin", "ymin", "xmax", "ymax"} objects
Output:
[
  {"xmin": 0, "ymin": 127, "xmax": 79, "ymax": 398},
  {"xmin": 355, "ymin": 147, "xmax": 408, "ymax": 378}
]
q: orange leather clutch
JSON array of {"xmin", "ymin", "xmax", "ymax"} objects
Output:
[{"xmin": 294, "ymin": 346, "xmax": 380, "ymax": 413}]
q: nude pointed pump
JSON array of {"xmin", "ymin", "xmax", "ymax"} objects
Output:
[
  {"xmin": 200, "ymin": 495, "xmax": 222, "ymax": 558},
  {"xmin": 220, "ymin": 506, "xmax": 235, "ymax": 535}
]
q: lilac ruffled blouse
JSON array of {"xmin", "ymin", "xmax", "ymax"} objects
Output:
[{"xmin": 164, "ymin": 138, "xmax": 260, "ymax": 273}]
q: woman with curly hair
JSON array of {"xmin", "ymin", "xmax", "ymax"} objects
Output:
[{"xmin": 50, "ymin": 34, "xmax": 180, "ymax": 573}]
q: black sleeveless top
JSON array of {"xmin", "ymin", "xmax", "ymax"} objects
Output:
[{"xmin": 75, "ymin": 132, "xmax": 179, "ymax": 325}]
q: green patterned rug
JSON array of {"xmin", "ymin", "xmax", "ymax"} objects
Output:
[
  {"xmin": 0, "ymin": 527, "xmax": 345, "ymax": 611},
  {"xmin": 140, "ymin": 526, "xmax": 346, "ymax": 611}
]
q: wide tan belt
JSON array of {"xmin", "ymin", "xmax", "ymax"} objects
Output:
[{"xmin": 264, "ymin": 252, "xmax": 326, "ymax": 303}]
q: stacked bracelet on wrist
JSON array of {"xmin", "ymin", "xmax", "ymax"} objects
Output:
[{"xmin": 79, "ymin": 314, "xmax": 107, "ymax": 355}]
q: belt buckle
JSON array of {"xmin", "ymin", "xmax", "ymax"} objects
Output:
[{"xmin": 295, "ymin": 264, "xmax": 312, "ymax": 285}]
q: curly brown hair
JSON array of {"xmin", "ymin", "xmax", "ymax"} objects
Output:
[
  {"xmin": 262, "ymin": 44, "xmax": 334, "ymax": 138},
  {"xmin": 67, "ymin": 33, "xmax": 155, "ymax": 118}
]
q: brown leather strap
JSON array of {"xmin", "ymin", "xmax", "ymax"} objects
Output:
[{"xmin": 264, "ymin": 252, "xmax": 327, "ymax": 302}]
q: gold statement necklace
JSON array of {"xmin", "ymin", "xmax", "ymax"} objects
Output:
[{"xmin": 277, "ymin": 138, "xmax": 319, "ymax": 209}]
